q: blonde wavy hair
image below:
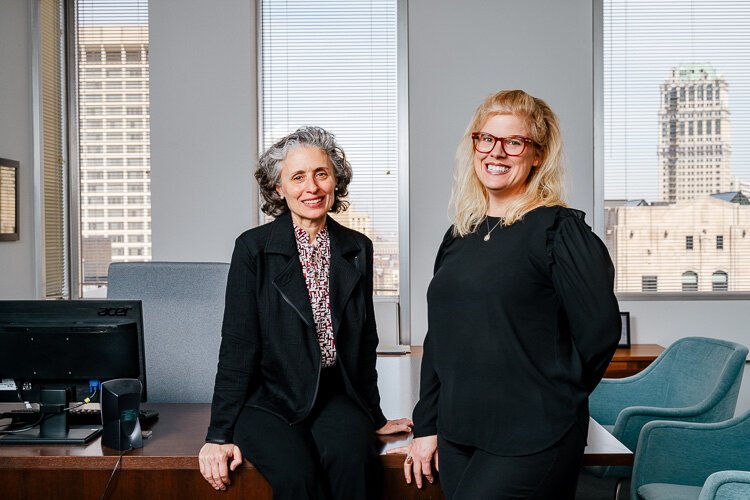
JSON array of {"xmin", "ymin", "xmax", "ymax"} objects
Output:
[{"xmin": 450, "ymin": 90, "xmax": 567, "ymax": 237}]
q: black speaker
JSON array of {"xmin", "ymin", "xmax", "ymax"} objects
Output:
[{"xmin": 100, "ymin": 378, "xmax": 143, "ymax": 450}]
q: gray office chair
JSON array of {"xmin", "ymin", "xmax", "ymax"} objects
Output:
[{"xmin": 107, "ymin": 261, "xmax": 229, "ymax": 403}]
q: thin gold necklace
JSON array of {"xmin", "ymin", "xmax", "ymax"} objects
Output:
[{"xmin": 484, "ymin": 217, "xmax": 503, "ymax": 241}]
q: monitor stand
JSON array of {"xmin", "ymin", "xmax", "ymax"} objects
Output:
[
  {"xmin": 0, "ymin": 427, "xmax": 101, "ymax": 445},
  {"xmin": 0, "ymin": 387, "xmax": 101, "ymax": 445}
]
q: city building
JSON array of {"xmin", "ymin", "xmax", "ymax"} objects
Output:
[
  {"xmin": 658, "ymin": 64, "xmax": 731, "ymax": 203},
  {"xmin": 78, "ymin": 25, "xmax": 151, "ymax": 286},
  {"xmin": 607, "ymin": 193, "xmax": 750, "ymax": 292},
  {"xmin": 332, "ymin": 209, "xmax": 399, "ymax": 294},
  {"xmin": 606, "ymin": 64, "xmax": 750, "ymax": 293}
]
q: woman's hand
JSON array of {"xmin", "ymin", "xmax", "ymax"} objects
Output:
[
  {"xmin": 387, "ymin": 435, "xmax": 438, "ymax": 488},
  {"xmin": 376, "ymin": 418, "xmax": 414, "ymax": 435},
  {"xmin": 198, "ymin": 443, "xmax": 243, "ymax": 491}
]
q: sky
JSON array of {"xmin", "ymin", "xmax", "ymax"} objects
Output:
[{"xmin": 604, "ymin": 0, "xmax": 750, "ymax": 201}]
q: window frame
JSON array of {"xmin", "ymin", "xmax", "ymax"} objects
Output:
[
  {"xmin": 594, "ymin": 0, "xmax": 750, "ymax": 300},
  {"xmin": 256, "ymin": 0, "xmax": 411, "ymax": 340}
]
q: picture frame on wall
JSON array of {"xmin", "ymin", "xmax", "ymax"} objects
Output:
[
  {"xmin": 0, "ymin": 158, "xmax": 19, "ymax": 242},
  {"xmin": 619, "ymin": 311, "xmax": 631, "ymax": 348}
]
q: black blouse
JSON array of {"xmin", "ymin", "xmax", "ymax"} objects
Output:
[{"xmin": 412, "ymin": 206, "xmax": 621, "ymax": 456}]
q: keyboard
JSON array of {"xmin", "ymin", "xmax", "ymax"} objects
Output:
[{"xmin": 5, "ymin": 406, "xmax": 159, "ymax": 426}]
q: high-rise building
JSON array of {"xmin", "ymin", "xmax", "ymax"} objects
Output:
[
  {"xmin": 332, "ymin": 209, "xmax": 399, "ymax": 294},
  {"xmin": 658, "ymin": 64, "xmax": 731, "ymax": 203},
  {"xmin": 77, "ymin": 25, "xmax": 151, "ymax": 286}
]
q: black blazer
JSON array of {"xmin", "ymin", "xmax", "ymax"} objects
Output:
[{"xmin": 206, "ymin": 212, "xmax": 387, "ymax": 444}]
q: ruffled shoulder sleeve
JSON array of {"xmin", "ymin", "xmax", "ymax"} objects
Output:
[
  {"xmin": 545, "ymin": 207, "xmax": 622, "ymax": 391},
  {"xmin": 545, "ymin": 207, "xmax": 588, "ymax": 266}
]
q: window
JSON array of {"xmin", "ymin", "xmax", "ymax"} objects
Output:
[
  {"xmin": 260, "ymin": 0, "xmax": 402, "ymax": 297},
  {"xmin": 75, "ymin": 0, "xmax": 151, "ymax": 295},
  {"xmin": 682, "ymin": 271, "xmax": 698, "ymax": 292},
  {"xmin": 713, "ymin": 271, "xmax": 729, "ymax": 291},
  {"xmin": 603, "ymin": 0, "xmax": 750, "ymax": 293},
  {"xmin": 641, "ymin": 275, "xmax": 658, "ymax": 292},
  {"xmin": 37, "ymin": 0, "xmax": 68, "ymax": 298}
]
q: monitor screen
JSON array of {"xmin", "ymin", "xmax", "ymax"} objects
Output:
[{"xmin": 0, "ymin": 300, "xmax": 147, "ymax": 404}]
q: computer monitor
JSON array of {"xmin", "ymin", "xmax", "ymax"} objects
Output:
[{"xmin": 0, "ymin": 300, "xmax": 146, "ymax": 444}]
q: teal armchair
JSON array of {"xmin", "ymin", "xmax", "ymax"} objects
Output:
[
  {"xmin": 632, "ymin": 411, "xmax": 750, "ymax": 500},
  {"xmin": 587, "ymin": 337, "xmax": 747, "ymax": 497}
]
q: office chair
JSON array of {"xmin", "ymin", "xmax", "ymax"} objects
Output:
[
  {"xmin": 107, "ymin": 261, "xmax": 230, "ymax": 403},
  {"xmin": 587, "ymin": 336, "xmax": 748, "ymax": 499},
  {"xmin": 631, "ymin": 410, "xmax": 750, "ymax": 499}
]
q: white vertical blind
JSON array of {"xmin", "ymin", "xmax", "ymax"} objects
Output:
[
  {"xmin": 260, "ymin": 0, "xmax": 400, "ymax": 295},
  {"xmin": 603, "ymin": 0, "xmax": 750, "ymax": 293},
  {"xmin": 75, "ymin": 0, "xmax": 151, "ymax": 296},
  {"xmin": 40, "ymin": 0, "xmax": 68, "ymax": 299}
]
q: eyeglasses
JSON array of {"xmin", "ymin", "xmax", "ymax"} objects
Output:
[{"xmin": 471, "ymin": 132, "xmax": 537, "ymax": 156}]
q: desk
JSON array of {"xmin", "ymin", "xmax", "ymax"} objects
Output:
[
  {"xmin": 605, "ymin": 344, "xmax": 665, "ymax": 378},
  {"xmin": 0, "ymin": 403, "xmax": 631, "ymax": 499},
  {"xmin": 385, "ymin": 345, "xmax": 664, "ymax": 380}
]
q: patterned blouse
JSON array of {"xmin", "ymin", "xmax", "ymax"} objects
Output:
[{"xmin": 294, "ymin": 224, "xmax": 336, "ymax": 367}]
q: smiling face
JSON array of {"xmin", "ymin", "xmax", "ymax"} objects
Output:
[
  {"xmin": 275, "ymin": 146, "xmax": 336, "ymax": 229},
  {"xmin": 473, "ymin": 113, "xmax": 540, "ymax": 213}
]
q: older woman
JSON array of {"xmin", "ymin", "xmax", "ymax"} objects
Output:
[
  {"xmin": 199, "ymin": 126, "xmax": 412, "ymax": 499},
  {"xmin": 400, "ymin": 90, "xmax": 621, "ymax": 499}
]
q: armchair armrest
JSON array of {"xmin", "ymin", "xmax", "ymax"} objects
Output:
[
  {"xmin": 699, "ymin": 471, "xmax": 750, "ymax": 500},
  {"xmin": 631, "ymin": 418, "xmax": 750, "ymax": 498},
  {"xmin": 614, "ymin": 404, "xmax": 720, "ymax": 451},
  {"xmin": 590, "ymin": 373, "xmax": 663, "ymax": 425}
]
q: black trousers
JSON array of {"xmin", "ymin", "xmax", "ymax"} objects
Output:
[
  {"xmin": 437, "ymin": 423, "xmax": 587, "ymax": 500},
  {"xmin": 233, "ymin": 367, "xmax": 381, "ymax": 500}
]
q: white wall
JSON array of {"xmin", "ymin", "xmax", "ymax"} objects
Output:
[
  {"xmin": 407, "ymin": 0, "xmax": 595, "ymax": 344},
  {"xmin": 0, "ymin": 0, "xmax": 36, "ymax": 299},
  {"xmin": 149, "ymin": 0, "xmax": 257, "ymax": 263}
]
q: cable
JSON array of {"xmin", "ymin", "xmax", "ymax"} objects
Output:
[
  {"xmin": 0, "ymin": 389, "xmax": 98, "ymax": 434},
  {"xmin": 64, "ymin": 389, "xmax": 98, "ymax": 412},
  {"xmin": 0, "ymin": 412, "xmax": 45, "ymax": 434},
  {"xmin": 100, "ymin": 446, "xmax": 132, "ymax": 500}
]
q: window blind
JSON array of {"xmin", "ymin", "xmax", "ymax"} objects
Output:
[
  {"xmin": 40, "ymin": 0, "xmax": 67, "ymax": 299},
  {"xmin": 260, "ymin": 0, "xmax": 400, "ymax": 295},
  {"xmin": 603, "ymin": 0, "xmax": 750, "ymax": 293},
  {"xmin": 75, "ymin": 0, "xmax": 151, "ymax": 297}
]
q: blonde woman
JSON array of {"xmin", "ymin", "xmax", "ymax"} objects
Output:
[{"xmin": 402, "ymin": 90, "xmax": 620, "ymax": 499}]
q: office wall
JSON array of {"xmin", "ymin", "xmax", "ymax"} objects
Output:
[
  {"xmin": 407, "ymin": 0, "xmax": 595, "ymax": 344},
  {"xmin": 0, "ymin": 0, "xmax": 36, "ymax": 299},
  {"xmin": 149, "ymin": 0, "xmax": 257, "ymax": 263}
]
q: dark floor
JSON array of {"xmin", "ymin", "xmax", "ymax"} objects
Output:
[{"xmin": 577, "ymin": 473, "xmax": 631, "ymax": 500}]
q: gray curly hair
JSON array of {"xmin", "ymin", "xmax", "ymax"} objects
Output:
[{"xmin": 255, "ymin": 126, "xmax": 353, "ymax": 217}]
